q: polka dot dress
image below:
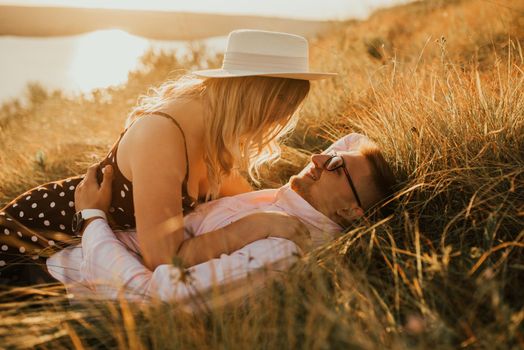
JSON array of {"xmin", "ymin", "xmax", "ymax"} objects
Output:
[
  {"xmin": 0, "ymin": 177, "xmax": 83, "ymax": 284},
  {"xmin": 0, "ymin": 111, "xmax": 197, "ymax": 285}
]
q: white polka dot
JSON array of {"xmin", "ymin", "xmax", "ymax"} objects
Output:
[
  {"xmin": 31, "ymin": 236, "xmax": 38, "ymax": 242},
  {"xmin": 25, "ymin": 195, "xmax": 31, "ymax": 200},
  {"xmin": 28, "ymin": 218, "xmax": 33, "ymax": 221},
  {"xmin": 61, "ymin": 210, "xmax": 66, "ymax": 216},
  {"xmin": 32, "ymin": 255, "xmax": 39, "ymax": 260},
  {"xmin": 19, "ymin": 246, "xmax": 25, "ymax": 253},
  {"xmin": 19, "ymin": 211, "xmax": 24, "ymax": 218},
  {"xmin": 53, "ymin": 184, "xmax": 58, "ymax": 190},
  {"xmin": 48, "ymin": 240, "xmax": 55, "ymax": 246},
  {"xmin": 123, "ymin": 184, "xmax": 129, "ymax": 191},
  {"xmin": 3, "ymin": 229, "xmax": 9, "ymax": 235},
  {"xmin": 43, "ymin": 193, "xmax": 48, "ymax": 198},
  {"xmin": 31, "ymin": 203, "xmax": 37, "ymax": 208},
  {"xmin": 112, "ymin": 157, "xmax": 115, "ymax": 163},
  {"xmin": 44, "ymin": 220, "xmax": 50, "ymax": 226},
  {"xmin": 0, "ymin": 260, "xmax": 5, "ymax": 267},
  {"xmin": 69, "ymin": 185, "xmax": 75, "ymax": 191},
  {"xmin": 109, "ymin": 207, "xmax": 115, "ymax": 213},
  {"xmin": 69, "ymin": 201, "xmax": 74, "ymax": 207},
  {"xmin": 17, "ymin": 231, "xmax": 22, "ymax": 237},
  {"xmin": 117, "ymin": 207, "xmax": 124, "ymax": 212},
  {"xmin": 59, "ymin": 224, "xmax": 66, "ymax": 230},
  {"xmin": 1, "ymin": 245, "xmax": 8, "ymax": 251},
  {"xmin": 38, "ymin": 213, "xmax": 44, "ymax": 218},
  {"xmin": 120, "ymin": 190, "xmax": 126, "ymax": 198},
  {"xmin": 50, "ymin": 202, "xmax": 56, "ymax": 208},
  {"xmin": 12, "ymin": 203, "xmax": 18, "ymax": 208},
  {"xmin": 6, "ymin": 218, "xmax": 12, "ymax": 221}
]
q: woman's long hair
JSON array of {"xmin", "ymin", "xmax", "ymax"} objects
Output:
[{"xmin": 127, "ymin": 74, "xmax": 310, "ymax": 199}]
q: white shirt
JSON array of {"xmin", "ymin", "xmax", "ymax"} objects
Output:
[{"xmin": 47, "ymin": 133, "xmax": 364, "ymax": 305}]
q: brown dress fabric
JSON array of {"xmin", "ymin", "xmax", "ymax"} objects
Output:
[{"xmin": 0, "ymin": 111, "xmax": 197, "ymax": 285}]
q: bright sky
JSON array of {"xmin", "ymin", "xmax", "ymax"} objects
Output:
[
  {"xmin": 0, "ymin": 0, "xmax": 409, "ymax": 20},
  {"xmin": 0, "ymin": 0, "xmax": 411, "ymax": 102}
]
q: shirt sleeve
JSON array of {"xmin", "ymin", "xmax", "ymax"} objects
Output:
[
  {"xmin": 80, "ymin": 218, "xmax": 155, "ymax": 300},
  {"xmin": 80, "ymin": 219, "xmax": 299, "ymax": 304}
]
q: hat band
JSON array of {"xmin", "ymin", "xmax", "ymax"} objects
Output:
[{"xmin": 222, "ymin": 51, "xmax": 309, "ymax": 73}]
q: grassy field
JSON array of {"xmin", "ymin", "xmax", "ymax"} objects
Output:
[{"xmin": 0, "ymin": 0, "xmax": 523, "ymax": 348}]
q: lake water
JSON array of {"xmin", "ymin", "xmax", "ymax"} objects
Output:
[{"xmin": 0, "ymin": 29, "xmax": 227, "ymax": 104}]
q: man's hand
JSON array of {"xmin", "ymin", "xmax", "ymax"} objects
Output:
[{"xmin": 75, "ymin": 164, "xmax": 114, "ymax": 213}]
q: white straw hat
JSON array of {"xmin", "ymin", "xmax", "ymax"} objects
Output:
[{"xmin": 193, "ymin": 29, "xmax": 337, "ymax": 81}]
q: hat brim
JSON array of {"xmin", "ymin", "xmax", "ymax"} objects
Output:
[{"xmin": 192, "ymin": 69, "xmax": 337, "ymax": 81}]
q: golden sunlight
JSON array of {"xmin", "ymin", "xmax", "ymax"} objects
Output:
[{"xmin": 68, "ymin": 29, "xmax": 148, "ymax": 91}]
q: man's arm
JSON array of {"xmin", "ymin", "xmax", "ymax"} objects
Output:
[
  {"xmin": 78, "ymin": 219, "xmax": 299, "ymax": 302},
  {"xmin": 79, "ymin": 219, "xmax": 155, "ymax": 300}
]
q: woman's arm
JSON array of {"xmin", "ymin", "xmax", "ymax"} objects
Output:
[{"xmin": 125, "ymin": 117, "xmax": 189, "ymax": 269}]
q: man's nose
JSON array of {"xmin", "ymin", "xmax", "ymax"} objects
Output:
[{"xmin": 311, "ymin": 154, "xmax": 330, "ymax": 168}]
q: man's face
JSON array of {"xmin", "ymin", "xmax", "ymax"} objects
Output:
[{"xmin": 289, "ymin": 150, "xmax": 374, "ymax": 225}]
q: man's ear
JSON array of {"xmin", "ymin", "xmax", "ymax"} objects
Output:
[{"xmin": 336, "ymin": 206, "xmax": 364, "ymax": 222}]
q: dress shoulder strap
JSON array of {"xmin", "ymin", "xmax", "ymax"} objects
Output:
[{"xmin": 149, "ymin": 111, "xmax": 192, "ymax": 196}]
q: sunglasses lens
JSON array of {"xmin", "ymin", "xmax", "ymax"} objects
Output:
[{"xmin": 326, "ymin": 156, "xmax": 343, "ymax": 170}]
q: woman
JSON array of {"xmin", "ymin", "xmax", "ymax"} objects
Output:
[{"xmin": 0, "ymin": 29, "xmax": 335, "ymax": 284}]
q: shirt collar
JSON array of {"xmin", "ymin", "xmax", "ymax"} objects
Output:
[{"xmin": 273, "ymin": 184, "xmax": 342, "ymax": 247}]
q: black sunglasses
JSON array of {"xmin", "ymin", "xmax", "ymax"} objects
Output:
[{"xmin": 323, "ymin": 153, "xmax": 363, "ymax": 208}]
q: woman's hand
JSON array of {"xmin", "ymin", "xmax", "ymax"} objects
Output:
[
  {"xmin": 236, "ymin": 211, "xmax": 312, "ymax": 251},
  {"xmin": 75, "ymin": 164, "xmax": 114, "ymax": 213}
]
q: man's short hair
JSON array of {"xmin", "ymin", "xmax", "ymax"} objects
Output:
[{"xmin": 359, "ymin": 140, "xmax": 397, "ymax": 217}]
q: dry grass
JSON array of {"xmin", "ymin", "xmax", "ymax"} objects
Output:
[{"xmin": 0, "ymin": 0, "xmax": 523, "ymax": 348}]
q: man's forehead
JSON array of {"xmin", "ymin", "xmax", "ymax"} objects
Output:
[
  {"xmin": 330, "ymin": 133, "xmax": 370, "ymax": 153},
  {"xmin": 336, "ymin": 150, "xmax": 361, "ymax": 157},
  {"xmin": 333, "ymin": 150, "xmax": 365, "ymax": 163},
  {"xmin": 323, "ymin": 148, "xmax": 360, "ymax": 156},
  {"xmin": 320, "ymin": 150, "xmax": 365, "ymax": 165}
]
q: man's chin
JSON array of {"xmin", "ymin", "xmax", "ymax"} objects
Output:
[
  {"xmin": 289, "ymin": 175, "xmax": 301, "ymax": 192},
  {"xmin": 289, "ymin": 175, "xmax": 308, "ymax": 199}
]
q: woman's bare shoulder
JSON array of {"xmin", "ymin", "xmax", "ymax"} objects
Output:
[
  {"xmin": 120, "ymin": 115, "xmax": 189, "ymax": 156},
  {"xmin": 117, "ymin": 115, "xmax": 189, "ymax": 177},
  {"xmin": 128, "ymin": 114, "xmax": 183, "ymax": 140}
]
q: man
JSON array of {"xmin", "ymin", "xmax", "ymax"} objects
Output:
[{"xmin": 47, "ymin": 133, "xmax": 396, "ymax": 305}]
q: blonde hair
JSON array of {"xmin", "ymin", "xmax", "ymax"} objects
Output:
[{"xmin": 127, "ymin": 74, "xmax": 310, "ymax": 199}]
